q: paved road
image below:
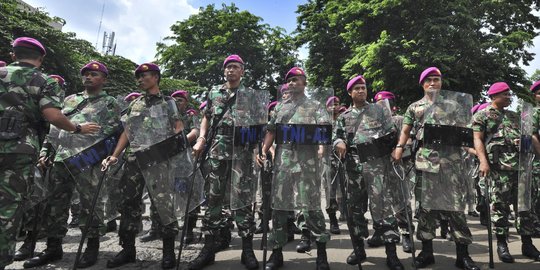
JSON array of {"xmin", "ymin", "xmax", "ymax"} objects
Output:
[{"xmin": 7, "ymin": 212, "xmax": 540, "ymax": 270}]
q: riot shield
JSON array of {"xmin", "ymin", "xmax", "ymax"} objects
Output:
[
  {"xmin": 518, "ymin": 100, "xmax": 534, "ymax": 212},
  {"xmin": 271, "ymin": 86, "xmax": 333, "ymax": 211},
  {"xmin": 420, "ymin": 90, "xmax": 473, "ymax": 211},
  {"xmin": 23, "ymin": 166, "xmax": 50, "ymax": 211},
  {"xmin": 126, "ymin": 99, "xmax": 202, "ymax": 225},
  {"xmin": 231, "ymin": 89, "xmax": 269, "ymax": 210},
  {"xmin": 47, "ymin": 97, "xmax": 122, "ymax": 222},
  {"xmin": 349, "ymin": 101, "xmax": 398, "ymax": 221}
]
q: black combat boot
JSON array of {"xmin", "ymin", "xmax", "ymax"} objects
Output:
[
  {"xmin": 185, "ymin": 216, "xmax": 198, "ymax": 245},
  {"xmin": 140, "ymin": 222, "xmax": 160, "ymax": 242},
  {"xmin": 106, "ymin": 232, "xmax": 136, "ymax": 268},
  {"xmin": 188, "ymin": 234, "xmax": 216, "ymax": 270},
  {"xmin": 315, "ymin": 241, "xmax": 330, "ymax": 270},
  {"xmin": 346, "ymin": 238, "xmax": 366, "ymax": 265},
  {"xmin": 385, "ymin": 242, "xmax": 404, "ymax": 270},
  {"xmin": 414, "ymin": 240, "xmax": 435, "ymax": 268},
  {"xmin": 329, "ymin": 213, "xmax": 341, "ymax": 234},
  {"xmin": 455, "ymin": 243, "xmax": 480, "ymax": 270},
  {"xmin": 286, "ymin": 219, "xmax": 295, "ymax": 242},
  {"xmin": 106, "ymin": 220, "xmax": 117, "ymax": 233},
  {"xmin": 521, "ymin": 235, "xmax": 540, "ymax": 261},
  {"xmin": 296, "ymin": 229, "xmax": 312, "ymax": 253},
  {"xmin": 161, "ymin": 237, "xmax": 176, "ymax": 269},
  {"xmin": 76, "ymin": 237, "xmax": 100, "ymax": 268},
  {"xmin": 367, "ymin": 228, "xmax": 385, "ymax": 247},
  {"xmin": 265, "ymin": 248, "xmax": 283, "ymax": 270},
  {"xmin": 496, "ymin": 234, "xmax": 514, "ymax": 263},
  {"xmin": 240, "ymin": 235, "xmax": 259, "ymax": 270},
  {"xmin": 14, "ymin": 232, "xmax": 35, "ymax": 261},
  {"xmin": 23, "ymin": 237, "xmax": 63, "ymax": 268},
  {"xmin": 214, "ymin": 227, "xmax": 231, "ymax": 252},
  {"xmin": 439, "ymin": 219, "xmax": 449, "ymax": 239},
  {"xmin": 401, "ymin": 234, "xmax": 413, "ymax": 253}
]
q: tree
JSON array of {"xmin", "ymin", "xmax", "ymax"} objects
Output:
[
  {"xmin": 0, "ymin": 0, "xmax": 138, "ymax": 97},
  {"xmin": 296, "ymin": 0, "xmax": 540, "ymax": 108},
  {"xmin": 156, "ymin": 3, "xmax": 298, "ymax": 98}
]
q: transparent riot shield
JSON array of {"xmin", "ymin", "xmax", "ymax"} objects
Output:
[
  {"xmin": 23, "ymin": 166, "xmax": 50, "ymax": 211},
  {"xmin": 271, "ymin": 86, "xmax": 333, "ymax": 211},
  {"xmin": 126, "ymin": 99, "xmax": 202, "ymax": 225},
  {"xmin": 518, "ymin": 100, "xmax": 534, "ymax": 212},
  {"xmin": 231, "ymin": 89, "xmax": 269, "ymax": 210},
  {"xmin": 47, "ymin": 97, "xmax": 122, "ymax": 222},
  {"xmin": 348, "ymin": 101, "xmax": 399, "ymax": 221},
  {"xmin": 420, "ymin": 90, "xmax": 474, "ymax": 211}
]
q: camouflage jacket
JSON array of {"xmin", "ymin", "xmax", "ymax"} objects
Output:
[
  {"xmin": 333, "ymin": 102, "xmax": 395, "ymax": 172},
  {"xmin": 471, "ymin": 104, "xmax": 520, "ymax": 171},
  {"xmin": 122, "ymin": 93, "xmax": 180, "ymax": 155},
  {"xmin": 0, "ymin": 62, "xmax": 63, "ymax": 155},
  {"xmin": 203, "ymin": 82, "xmax": 256, "ymax": 160},
  {"xmin": 532, "ymin": 105, "xmax": 540, "ymax": 174},
  {"xmin": 181, "ymin": 110, "xmax": 200, "ymax": 133},
  {"xmin": 41, "ymin": 91, "xmax": 121, "ymax": 162}
]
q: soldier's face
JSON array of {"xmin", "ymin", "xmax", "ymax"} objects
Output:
[
  {"xmin": 492, "ymin": 90, "xmax": 512, "ymax": 107},
  {"xmin": 348, "ymin": 84, "xmax": 367, "ymax": 103},
  {"xmin": 224, "ymin": 63, "xmax": 244, "ymax": 82},
  {"xmin": 82, "ymin": 71, "xmax": 106, "ymax": 89},
  {"xmin": 174, "ymin": 97, "xmax": 188, "ymax": 111},
  {"xmin": 327, "ymin": 100, "xmax": 340, "ymax": 114},
  {"xmin": 422, "ymin": 76, "xmax": 442, "ymax": 92},
  {"xmin": 286, "ymin": 76, "xmax": 306, "ymax": 93},
  {"xmin": 136, "ymin": 72, "xmax": 158, "ymax": 90}
]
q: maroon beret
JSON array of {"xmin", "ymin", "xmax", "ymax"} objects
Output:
[
  {"xmin": 223, "ymin": 55, "xmax": 244, "ymax": 69},
  {"xmin": 135, "ymin": 63, "xmax": 160, "ymax": 76},
  {"xmin": 12, "ymin": 37, "xmax": 46, "ymax": 56},
  {"xmin": 285, "ymin": 67, "xmax": 306, "ymax": 81},
  {"xmin": 419, "ymin": 67, "xmax": 442, "ymax": 84},
  {"xmin": 80, "ymin": 61, "xmax": 108, "ymax": 76},
  {"xmin": 347, "ymin": 75, "xmax": 366, "ymax": 91},
  {"xmin": 487, "ymin": 82, "xmax": 510, "ymax": 96}
]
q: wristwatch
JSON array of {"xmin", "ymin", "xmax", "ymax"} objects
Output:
[
  {"xmin": 74, "ymin": 124, "xmax": 82, "ymax": 134},
  {"xmin": 395, "ymin": 144, "xmax": 404, "ymax": 148}
]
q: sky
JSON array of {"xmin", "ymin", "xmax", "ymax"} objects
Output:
[{"xmin": 22, "ymin": 0, "xmax": 540, "ymax": 77}]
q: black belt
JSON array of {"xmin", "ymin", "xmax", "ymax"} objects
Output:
[
  {"xmin": 423, "ymin": 124, "xmax": 473, "ymax": 147},
  {"xmin": 135, "ymin": 132, "xmax": 186, "ymax": 168}
]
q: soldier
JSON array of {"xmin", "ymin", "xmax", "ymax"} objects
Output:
[
  {"xmin": 393, "ymin": 67, "xmax": 480, "ymax": 269},
  {"xmin": 140, "ymin": 89, "xmax": 201, "ymax": 244},
  {"xmin": 189, "ymin": 55, "xmax": 260, "ymax": 270},
  {"xmin": 257, "ymin": 67, "xmax": 332, "ymax": 270},
  {"xmin": 325, "ymin": 95, "xmax": 343, "ymax": 235},
  {"xmin": 0, "ymin": 37, "xmax": 99, "ymax": 270},
  {"xmin": 473, "ymin": 82, "xmax": 540, "ymax": 263},
  {"xmin": 469, "ymin": 103, "xmax": 490, "ymax": 226},
  {"xmin": 373, "ymin": 90, "xmax": 416, "ymax": 253},
  {"xmin": 530, "ymin": 81, "xmax": 540, "ymax": 237},
  {"xmin": 0, "ymin": 61, "xmax": 6, "ymax": 67},
  {"xmin": 334, "ymin": 76, "xmax": 404, "ymax": 270},
  {"xmin": 24, "ymin": 61, "xmax": 122, "ymax": 268},
  {"xmin": 13, "ymin": 74, "xmax": 67, "ymax": 262},
  {"xmin": 101, "ymin": 63, "xmax": 182, "ymax": 269}
]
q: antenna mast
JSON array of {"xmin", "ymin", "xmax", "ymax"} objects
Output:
[{"xmin": 95, "ymin": 2, "xmax": 105, "ymax": 49}]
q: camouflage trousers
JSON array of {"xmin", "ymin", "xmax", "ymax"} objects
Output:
[
  {"xmin": 490, "ymin": 169, "xmax": 537, "ymax": 236},
  {"xmin": 45, "ymin": 162, "xmax": 106, "ymax": 239},
  {"xmin": 0, "ymin": 153, "xmax": 33, "ymax": 268},
  {"xmin": 533, "ymin": 173, "xmax": 540, "ymax": 225},
  {"xmin": 202, "ymin": 158, "xmax": 255, "ymax": 237},
  {"xmin": 269, "ymin": 209, "xmax": 329, "ymax": 249},
  {"xmin": 416, "ymin": 208, "xmax": 473, "ymax": 244},
  {"xmin": 117, "ymin": 156, "xmax": 178, "ymax": 238}
]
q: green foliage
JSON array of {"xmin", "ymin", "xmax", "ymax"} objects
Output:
[
  {"xmin": 156, "ymin": 3, "xmax": 298, "ymax": 98},
  {"xmin": 296, "ymin": 0, "xmax": 540, "ymax": 108},
  {"xmin": 0, "ymin": 0, "xmax": 139, "ymax": 97}
]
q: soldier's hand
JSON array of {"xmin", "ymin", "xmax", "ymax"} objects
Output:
[
  {"xmin": 101, "ymin": 156, "xmax": 118, "ymax": 171},
  {"xmin": 80, "ymin": 123, "xmax": 101, "ymax": 134},
  {"xmin": 192, "ymin": 138, "xmax": 205, "ymax": 157},
  {"xmin": 256, "ymin": 152, "xmax": 266, "ymax": 167},
  {"xmin": 392, "ymin": 147, "xmax": 403, "ymax": 162},
  {"xmin": 335, "ymin": 142, "xmax": 347, "ymax": 159},
  {"xmin": 479, "ymin": 161, "xmax": 490, "ymax": 178}
]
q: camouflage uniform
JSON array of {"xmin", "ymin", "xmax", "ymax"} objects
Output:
[
  {"xmin": 39, "ymin": 92, "xmax": 121, "ymax": 239},
  {"xmin": 334, "ymin": 103, "xmax": 400, "ymax": 242},
  {"xmin": 403, "ymin": 97, "xmax": 473, "ymax": 244},
  {"xmin": 532, "ymin": 106, "xmax": 540, "ymax": 230},
  {"xmin": 0, "ymin": 62, "xmax": 62, "ymax": 268},
  {"xmin": 200, "ymin": 83, "xmax": 256, "ymax": 238},
  {"xmin": 267, "ymin": 94, "xmax": 331, "ymax": 249},
  {"xmin": 117, "ymin": 94, "xmax": 181, "ymax": 238}
]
